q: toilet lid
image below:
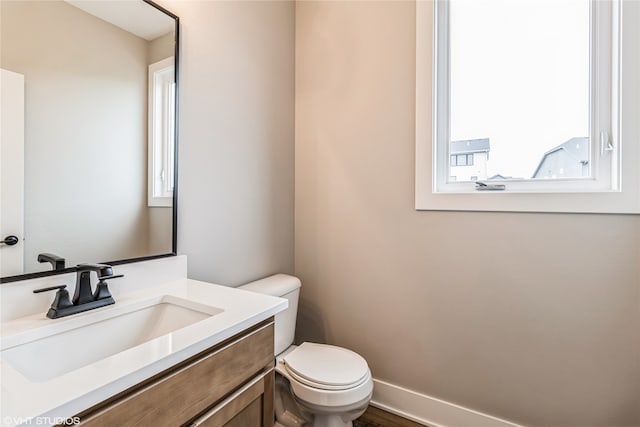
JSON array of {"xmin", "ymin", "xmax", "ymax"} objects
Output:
[{"xmin": 283, "ymin": 343, "xmax": 370, "ymax": 390}]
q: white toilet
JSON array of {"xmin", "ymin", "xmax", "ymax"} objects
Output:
[{"xmin": 239, "ymin": 274, "xmax": 373, "ymax": 427}]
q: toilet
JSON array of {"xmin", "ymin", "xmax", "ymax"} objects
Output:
[{"xmin": 239, "ymin": 274, "xmax": 373, "ymax": 427}]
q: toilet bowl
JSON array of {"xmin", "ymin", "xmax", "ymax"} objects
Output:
[{"xmin": 239, "ymin": 274, "xmax": 373, "ymax": 427}]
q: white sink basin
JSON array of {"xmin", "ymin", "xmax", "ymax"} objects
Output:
[{"xmin": 1, "ymin": 296, "xmax": 223, "ymax": 382}]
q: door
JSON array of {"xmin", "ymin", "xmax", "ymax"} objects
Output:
[{"xmin": 0, "ymin": 68, "xmax": 25, "ymax": 276}]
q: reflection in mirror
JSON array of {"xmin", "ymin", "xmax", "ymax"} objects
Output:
[{"xmin": 0, "ymin": 0, "xmax": 178, "ymax": 281}]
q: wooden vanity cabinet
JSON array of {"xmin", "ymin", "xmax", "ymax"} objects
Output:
[{"xmin": 73, "ymin": 318, "xmax": 275, "ymax": 427}]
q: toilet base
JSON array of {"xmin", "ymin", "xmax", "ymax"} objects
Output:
[
  {"xmin": 274, "ymin": 372, "xmax": 371, "ymax": 427},
  {"xmin": 295, "ymin": 393, "xmax": 370, "ymax": 427}
]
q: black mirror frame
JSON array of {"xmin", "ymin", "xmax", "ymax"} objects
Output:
[{"xmin": 1, "ymin": 0, "xmax": 180, "ymax": 284}]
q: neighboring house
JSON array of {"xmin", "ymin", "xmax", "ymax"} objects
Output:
[
  {"xmin": 449, "ymin": 138, "xmax": 490, "ymax": 182},
  {"xmin": 532, "ymin": 137, "xmax": 589, "ymax": 179}
]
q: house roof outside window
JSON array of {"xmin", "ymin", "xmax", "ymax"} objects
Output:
[
  {"xmin": 532, "ymin": 137, "xmax": 589, "ymax": 179},
  {"xmin": 450, "ymin": 138, "xmax": 490, "ymax": 155}
]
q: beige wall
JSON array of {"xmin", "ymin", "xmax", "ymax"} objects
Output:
[
  {"xmin": 1, "ymin": 1, "xmax": 154, "ymax": 272},
  {"xmin": 148, "ymin": 208, "xmax": 173, "ymax": 255},
  {"xmin": 295, "ymin": 1, "xmax": 640, "ymax": 426},
  {"xmin": 160, "ymin": 0, "xmax": 295, "ymax": 285},
  {"xmin": 148, "ymin": 32, "xmax": 175, "ymax": 64}
]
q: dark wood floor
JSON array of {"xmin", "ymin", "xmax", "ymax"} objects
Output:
[{"xmin": 354, "ymin": 406, "xmax": 426, "ymax": 427}]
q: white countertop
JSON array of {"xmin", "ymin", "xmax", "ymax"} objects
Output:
[{"xmin": 0, "ymin": 278, "xmax": 287, "ymax": 426}]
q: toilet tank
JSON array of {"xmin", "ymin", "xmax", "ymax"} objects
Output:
[{"xmin": 238, "ymin": 274, "xmax": 301, "ymax": 356}]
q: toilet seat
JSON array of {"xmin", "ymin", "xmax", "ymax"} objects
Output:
[
  {"xmin": 286, "ymin": 366, "xmax": 370, "ymax": 391},
  {"xmin": 276, "ymin": 343, "xmax": 374, "ymax": 408},
  {"xmin": 283, "ymin": 343, "xmax": 370, "ymax": 390}
]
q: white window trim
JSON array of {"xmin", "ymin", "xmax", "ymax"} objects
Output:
[
  {"xmin": 415, "ymin": 0, "xmax": 640, "ymax": 214},
  {"xmin": 148, "ymin": 56, "xmax": 175, "ymax": 208}
]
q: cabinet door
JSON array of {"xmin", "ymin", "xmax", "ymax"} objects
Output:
[{"xmin": 190, "ymin": 369, "xmax": 275, "ymax": 427}]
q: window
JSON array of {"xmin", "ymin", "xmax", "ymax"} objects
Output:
[
  {"xmin": 446, "ymin": 0, "xmax": 591, "ymax": 185},
  {"xmin": 415, "ymin": 0, "xmax": 640, "ymax": 213},
  {"xmin": 148, "ymin": 57, "xmax": 176, "ymax": 207},
  {"xmin": 450, "ymin": 153, "xmax": 474, "ymax": 167}
]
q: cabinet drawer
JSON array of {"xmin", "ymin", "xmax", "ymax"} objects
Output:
[
  {"xmin": 189, "ymin": 369, "xmax": 274, "ymax": 427},
  {"xmin": 79, "ymin": 322, "xmax": 274, "ymax": 427}
]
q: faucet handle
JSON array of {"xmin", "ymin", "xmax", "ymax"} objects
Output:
[
  {"xmin": 33, "ymin": 285, "xmax": 74, "ymax": 318},
  {"xmin": 93, "ymin": 273, "xmax": 123, "ymax": 301},
  {"xmin": 97, "ymin": 273, "xmax": 124, "ymax": 281},
  {"xmin": 33, "ymin": 284, "xmax": 67, "ymax": 294}
]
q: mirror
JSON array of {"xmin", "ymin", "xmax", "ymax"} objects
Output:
[{"xmin": 0, "ymin": 0, "xmax": 179, "ymax": 282}]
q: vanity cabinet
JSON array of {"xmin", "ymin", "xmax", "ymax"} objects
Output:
[{"xmin": 74, "ymin": 318, "xmax": 275, "ymax": 427}]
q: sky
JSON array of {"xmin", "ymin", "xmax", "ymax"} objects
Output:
[{"xmin": 449, "ymin": 0, "xmax": 590, "ymax": 179}]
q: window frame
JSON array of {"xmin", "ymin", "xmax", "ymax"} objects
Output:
[
  {"xmin": 148, "ymin": 56, "xmax": 176, "ymax": 208},
  {"xmin": 415, "ymin": 0, "xmax": 640, "ymax": 214}
]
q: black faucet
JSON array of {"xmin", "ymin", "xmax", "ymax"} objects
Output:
[
  {"xmin": 37, "ymin": 253, "xmax": 66, "ymax": 271},
  {"xmin": 33, "ymin": 264, "xmax": 123, "ymax": 319}
]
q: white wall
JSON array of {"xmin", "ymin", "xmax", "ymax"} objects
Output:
[
  {"xmin": 294, "ymin": 1, "xmax": 640, "ymax": 426},
  {"xmin": 160, "ymin": 0, "xmax": 295, "ymax": 285}
]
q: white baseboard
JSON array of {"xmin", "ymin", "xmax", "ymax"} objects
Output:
[{"xmin": 370, "ymin": 379, "xmax": 525, "ymax": 427}]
